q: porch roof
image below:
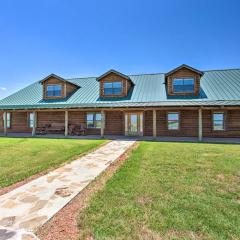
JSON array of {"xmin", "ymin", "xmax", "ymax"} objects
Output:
[{"xmin": 0, "ymin": 69, "xmax": 240, "ymax": 110}]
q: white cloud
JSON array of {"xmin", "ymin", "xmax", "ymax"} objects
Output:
[{"xmin": 0, "ymin": 87, "xmax": 7, "ymax": 91}]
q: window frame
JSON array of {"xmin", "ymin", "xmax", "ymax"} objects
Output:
[
  {"xmin": 172, "ymin": 77, "xmax": 195, "ymax": 94},
  {"xmin": 103, "ymin": 81, "xmax": 123, "ymax": 95},
  {"xmin": 167, "ymin": 112, "xmax": 180, "ymax": 130},
  {"xmin": 86, "ymin": 112, "xmax": 102, "ymax": 129},
  {"xmin": 6, "ymin": 112, "xmax": 11, "ymax": 128},
  {"xmin": 212, "ymin": 112, "xmax": 225, "ymax": 131},
  {"xmin": 28, "ymin": 112, "xmax": 34, "ymax": 128},
  {"xmin": 46, "ymin": 84, "xmax": 62, "ymax": 97}
]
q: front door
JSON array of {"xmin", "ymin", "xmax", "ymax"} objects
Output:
[{"xmin": 125, "ymin": 112, "xmax": 143, "ymax": 136}]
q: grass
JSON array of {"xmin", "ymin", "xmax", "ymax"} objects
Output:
[
  {"xmin": 79, "ymin": 142, "xmax": 240, "ymax": 240},
  {"xmin": 0, "ymin": 138, "xmax": 106, "ymax": 188}
]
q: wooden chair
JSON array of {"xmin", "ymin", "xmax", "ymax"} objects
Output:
[
  {"xmin": 73, "ymin": 124, "xmax": 86, "ymax": 136},
  {"xmin": 36, "ymin": 124, "xmax": 49, "ymax": 135},
  {"xmin": 68, "ymin": 124, "xmax": 75, "ymax": 135}
]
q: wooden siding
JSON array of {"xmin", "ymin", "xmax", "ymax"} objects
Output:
[
  {"xmin": 37, "ymin": 111, "xmax": 65, "ymax": 126},
  {"xmin": 0, "ymin": 109, "xmax": 239, "ymax": 138},
  {"xmin": 66, "ymin": 83, "xmax": 78, "ymax": 96},
  {"xmin": 99, "ymin": 72, "xmax": 131, "ymax": 98},
  {"xmin": 156, "ymin": 110, "xmax": 199, "ymax": 137},
  {"xmin": 144, "ymin": 110, "xmax": 153, "ymax": 136},
  {"xmin": 42, "ymin": 77, "xmax": 78, "ymax": 100},
  {"xmin": 166, "ymin": 67, "xmax": 201, "ymax": 96},
  {"xmin": 203, "ymin": 110, "xmax": 240, "ymax": 137},
  {"xmin": 68, "ymin": 111, "xmax": 85, "ymax": 125},
  {"xmin": 7, "ymin": 112, "xmax": 32, "ymax": 133},
  {"xmin": 105, "ymin": 111, "xmax": 124, "ymax": 135}
]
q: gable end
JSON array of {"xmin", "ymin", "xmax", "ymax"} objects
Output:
[{"xmin": 40, "ymin": 74, "xmax": 80, "ymax": 100}]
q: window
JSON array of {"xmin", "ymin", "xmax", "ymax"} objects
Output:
[
  {"xmin": 213, "ymin": 112, "xmax": 224, "ymax": 130},
  {"xmin": 167, "ymin": 112, "xmax": 179, "ymax": 130},
  {"xmin": 173, "ymin": 78, "xmax": 195, "ymax": 93},
  {"xmin": 29, "ymin": 113, "xmax": 34, "ymax": 128},
  {"xmin": 46, "ymin": 85, "xmax": 62, "ymax": 97},
  {"xmin": 5, "ymin": 113, "xmax": 11, "ymax": 128},
  {"xmin": 86, "ymin": 113, "xmax": 102, "ymax": 128},
  {"xmin": 103, "ymin": 82, "xmax": 122, "ymax": 95}
]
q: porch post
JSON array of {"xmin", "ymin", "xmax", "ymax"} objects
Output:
[
  {"xmin": 198, "ymin": 108, "xmax": 203, "ymax": 141},
  {"xmin": 101, "ymin": 110, "xmax": 105, "ymax": 138},
  {"xmin": 153, "ymin": 109, "xmax": 157, "ymax": 139},
  {"xmin": 65, "ymin": 110, "xmax": 68, "ymax": 136},
  {"xmin": 32, "ymin": 111, "xmax": 37, "ymax": 136},
  {"xmin": 3, "ymin": 111, "xmax": 7, "ymax": 136}
]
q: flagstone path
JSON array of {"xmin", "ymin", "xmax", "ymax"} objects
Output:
[{"xmin": 0, "ymin": 140, "xmax": 135, "ymax": 239}]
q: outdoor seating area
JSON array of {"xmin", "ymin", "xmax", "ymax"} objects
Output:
[
  {"xmin": 68, "ymin": 124, "xmax": 86, "ymax": 136},
  {"xmin": 36, "ymin": 123, "xmax": 86, "ymax": 135}
]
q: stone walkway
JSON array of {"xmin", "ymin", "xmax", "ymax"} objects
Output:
[{"xmin": 0, "ymin": 140, "xmax": 135, "ymax": 239}]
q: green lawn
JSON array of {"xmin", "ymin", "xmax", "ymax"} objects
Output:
[
  {"xmin": 79, "ymin": 142, "xmax": 240, "ymax": 240},
  {"xmin": 0, "ymin": 138, "xmax": 106, "ymax": 188}
]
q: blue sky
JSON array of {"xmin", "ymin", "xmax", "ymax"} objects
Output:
[{"xmin": 0, "ymin": 0, "xmax": 240, "ymax": 99}]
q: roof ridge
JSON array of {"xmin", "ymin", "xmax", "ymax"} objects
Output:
[
  {"xmin": 66, "ymin": 76, "xmax": 97, "ymax": 80},
  {"xmin": 203, "ymin": 68, "xmax": 240, "ymax": 72},
  {"xmin": 128, "ymin": 72, "xmax": 164, "ymax": 76},
  {"xmin": 66, "ymin": 68, "xmax": 240, "ymax": 80}
]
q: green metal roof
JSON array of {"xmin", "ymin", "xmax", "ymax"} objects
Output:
[{"xmin": 0, "ymin": 69, "xmax": 240, "ymax": 109}]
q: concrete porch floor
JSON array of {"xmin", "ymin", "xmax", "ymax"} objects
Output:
[{"xmin": 0, "ymin": 132, "xmax": 240, "ymax": 144}]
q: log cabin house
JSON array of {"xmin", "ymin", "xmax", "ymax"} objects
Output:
[{"xmin": 0, "ymin": 64, "xmax": 240, "ymax": 140}]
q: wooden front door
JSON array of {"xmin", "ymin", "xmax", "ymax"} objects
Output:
[{"xmin": 125, "ymin": 112, "xmax": 143, "ymax": 136}]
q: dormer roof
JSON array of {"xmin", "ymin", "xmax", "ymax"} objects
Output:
[
  {"xmin": 40, "ymin": 73, "xmax": 80, "ymax": 88},
  {"xmin": 165, "ymin": 64, "xmax": 204, "ymax": 78},
  {"xmin": 97, "ymin": 69, "xmax": 134, "ymax": 85}
]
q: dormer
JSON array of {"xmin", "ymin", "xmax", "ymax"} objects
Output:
[
  {"xmin": 165, "ymin": 64, "xmax": 203, "ymax": 96},
  {"xmin": 97, "ymin": 70, "xmax": 134, "ymax": 98},
  {"xmin": 40, "ymin": 74, "xmax": 79, "ymax": 100}
]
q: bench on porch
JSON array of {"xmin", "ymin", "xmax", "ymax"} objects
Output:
[
  {"xmin": 47, "ymin": 123, "xmax": 65, "ymax": 134},
  {"xmin": 36, "ymin": 123, "xmax": 65, "ymax": 135}
]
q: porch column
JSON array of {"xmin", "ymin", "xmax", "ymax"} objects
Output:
[
  {"xmin": 65, "ymin": 110, "xmax": 68, "ymax": 136},
  {"xmin": 32, "ymin": 111, "xmax": 37, "ymax": 136},
  {"xmin": 3, "ymin": 111, "xmax": 7, "ymax": 136},
  {"xmin": 101, "ymin": 110, "xmax": 105, "ymax": 138},
  {"xmin": 153, "ymin": 109, "xmax": 157, "ymax": 139},
  {"xmin": 198, "ymin": 108, "xmax": 203, "ymax": 141}
]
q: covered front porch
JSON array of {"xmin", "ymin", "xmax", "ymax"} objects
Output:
[
  {"xmin": 0, "ymin": 108, "xmax": 204, "ymax": 140},
  {"xmin": 1, "ymin": 107, "xmax": 240, "ymax": 141}
]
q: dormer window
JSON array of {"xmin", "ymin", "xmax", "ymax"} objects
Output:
[
  {"xmin": 40, "ymin": 74, "xmax": 80, "ymax": 100},
  {"xmin": 97, "ymin": 70, "xmax": 134, "ymax": 98},
  {"xmin": 46, "ymin": 85, "xmax": 62, "ymax": 97},
  {"xmin": 173, "ymin": 78, "xmax": 195, "ymax": 93},
  {"xmin": 103, "ymin": 82, "xmax": 122, "ymax": 95},
  {"xmin": 165, "ymin": 64, "xmax": 203, "ymax": 96}
]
